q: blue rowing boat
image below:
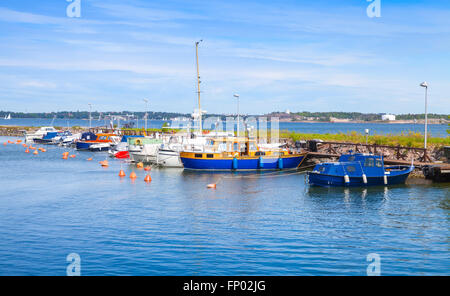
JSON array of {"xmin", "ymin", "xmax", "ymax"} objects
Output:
[{"xmin": 307, "ymin": 152, "xmax": 414, "ymax": 187}]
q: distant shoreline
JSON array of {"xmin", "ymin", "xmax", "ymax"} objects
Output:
[{"xmin": 278, "ymin": 119, "xmax": 447, "ymax": 125}]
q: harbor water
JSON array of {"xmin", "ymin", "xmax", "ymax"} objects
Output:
[
  {"xmin": 0, "ymin": 137, "xmax": 448, "ymax": 275},
  {"xmin": 0, "ymin": 118, "xmax": 448, "ymax": 137}
]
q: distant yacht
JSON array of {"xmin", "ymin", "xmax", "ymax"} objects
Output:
[{"xmin": 4, "ymin": 114, "xmax": 11, "ymax": 120}]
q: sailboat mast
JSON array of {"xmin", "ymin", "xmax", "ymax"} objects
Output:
[{"xmin": 195, "ymin": 40, "xmax": 202, "ymax": 134}]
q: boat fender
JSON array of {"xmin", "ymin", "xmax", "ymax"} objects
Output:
[
  {"xmin": 278, "ymin": 158, "xmax": 283, "ymax": 169},
  {"xmin": 232, "ymin": 158, "xmax": 238, "ymax": 170},
  {"xmin": 362, "ymin": 174, "xmax": 367, "ymax": 184},
  {"xmin": 344, "ymin": 175, "xmax": 350, "ymax": 184},
  {"xmin": 384, "ymin": 175, "xmax": 388, "ymax": 185}
]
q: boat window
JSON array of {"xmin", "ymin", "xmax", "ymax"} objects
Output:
[
  {"xmin": 346, "ymin": 165, "xmax": 356, "ymax": 172},
  {"xmin": 195, "ymin": 154, "xmax": 203, "ymax": 158},
  {"xmin": 233, "ymin": 143, "xmax": 239, "ymax": 151},
  {"xmin": 255, "ymin": 151, "xmax": 266, "ymax": 156},
  {"xmin": 206, "ymin": 154, "xmax": 214, "ymax": 158},
  {"xmin": 376, "ymin": 159, "xmax": 383, "ymax": 167},
  {"xmin": 365, "ymin": 158, "xmax": 374, "ymax": 167}
]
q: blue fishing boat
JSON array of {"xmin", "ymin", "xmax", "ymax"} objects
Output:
[
  {"xmin": 307, "ymin": 152, "xmax": 414, "ymax": 187},
  {"xmin": 180, "ymin": 137, "xmax": 307, "ymax": 171},
  {"xmin": 75, "ymin": 132, "xmax": 97, "ymax": 150}
]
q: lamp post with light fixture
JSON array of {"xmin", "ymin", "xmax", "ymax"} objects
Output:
[{"xmin": 420, "ymin": 82, "xmax": 428, "ymax": 149}]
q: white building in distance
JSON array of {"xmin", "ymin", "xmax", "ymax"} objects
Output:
[{"xmin": 381, "ymin": 114, "xmax": 396, "ymax": 121}]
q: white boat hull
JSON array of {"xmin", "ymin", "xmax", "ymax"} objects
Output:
[{"xmin": 156, "ymin": 149, "xmax": 183, "ymax": 168}]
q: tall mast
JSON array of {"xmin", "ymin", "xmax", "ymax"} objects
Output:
[{"xmin": 195, "ymin": 40, "xmax": 203, "ymax": 134}]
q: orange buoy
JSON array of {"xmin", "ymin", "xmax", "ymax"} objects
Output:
[
  {"xmin": 16, "ymin": 139, "xmax": 22, "ymax": 143},
  {"xmin": 144, "ymin": 174, "xmax": 152, "ymax": 182},
  {"xmin": 41, "ymin": 148, "xmax": 46, "ymax": 152},
  {"xmin": 87, "ymin": 157, "xmax": 93, "ymax": 161},
  {"xmin": 144, "ymin": 166, "xmax": 151, "ymax": 171},
  {"xmin": 25, "ymin": 149, "xmax": 30, "ymax": 153},
  {"xmin": 118, "ymin": 170, "xmax": 126, "ymax": 177},
  {"xmin": 70, "ymin": 154, "xmax": 76, "ymax": 158},
  {"xmin": 62, "ymin": 156, "xmax": 68, "ymax": 159},
  {"xmin": 129, "ymin": 171, "xmax": 137, "ymax": 179},
  {"xmin": 63, "ymin": 152, "xmax": 69, "ymax": 156},
  {"xmin": 136, "ymin": 162, "xmax": 144, "ymax": 169},
  {"xmin": 100, "ymin": 160, "xmax": 109, "ymax": 167},
  {"xmin": 3, "ymin": 142, "xmax": 6, "ymax": 146},
  {"xmin": 207, "ymin": 184, "xmax": 217, "ymax": 189},
  {"xmin": 33, "ymin": 150, "xmax": 38, "ymax": 155},
  {"xmin": 22, "ymin": 144, "xmax": 27, "ymax": 148}
]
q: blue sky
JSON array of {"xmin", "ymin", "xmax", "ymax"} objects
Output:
[{"xmin": 0, "ymin": 0, "xmax": 449, "ymax": 114}]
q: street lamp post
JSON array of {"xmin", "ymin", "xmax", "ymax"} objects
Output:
[
  {"xmin": 234, "ymin": 94, "xmax": 240, "ymax": 136},
  {"xmin": 143, "ymin": 99, "xmax": 149, "ymax": 132},
  {"xmin": 420, "ymin": 82, "xmax": 428, "ymax": 149}
]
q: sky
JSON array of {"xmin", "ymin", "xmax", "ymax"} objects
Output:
[{"xmin": 0, "ymin": 0, "xmax": 449, "ymax": 114}]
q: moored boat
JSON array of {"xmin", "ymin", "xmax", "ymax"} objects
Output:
[
  {"xmin": 180, "ymin": 137, "xmax": 306, "ymax": 171},
  {"xmin": 76, "ymin": 132, "xmax": 119, "ymax": 151},
  {"xmin": 307, "ymin": 152, "xmax": 414, "ymax": 187},
  {"xmin": 24, "ymin": 126, "xmax": 58, "ymax": 143}
]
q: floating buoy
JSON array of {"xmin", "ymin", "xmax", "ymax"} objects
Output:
[
  {"xmin": 100, "ymin": 160, "xmax": 109, "ymax": 167},
  {"xmin": 25, "ymin": 149, "xmax": 30, "ymax": 153},
  {"xmin": 63, "ymin": 152, "xmax": 69, "ymax": 156},
  {"xmin": 144, "ymin": 174, "xmax": 152, "ymax": 182},
  {"xmin": 41, "ymin": 148, "xmax": 46, "ymax": 152},
  {"xmin": 129, "ymin": 171, "xmax": 137, "ymax": 179},
  {"xmin": 136, "ymin": 162, "xmax": 144, "ymax": 168},
  {"xmin": 87, "ymin": 157, "xmax": 93, "ymax": 161},
  {"xmin": 33, "ymin": 150, "xmax": 38, "ymax": 155},
  {"xmin": 70, "ymin": 154, "xmax": 76, "ymax": 158},
  {"xmin": 22, "ymin": 144, "xmax": 27, "ymax": 148},
  {"xmin": 144, "ymin": 166, "xmax": 151, "ymax": 171},
  {"xmin": 3, "ymin": 142, "xmax": 6, "ymax": 146},
  {"xmin": 118, "ymin": 170, "xmax": 126, "ymax": 177},
  {"xmin": 207, "ymin": 183, "xmax": 217, "ymax": 189},
  {"xmin": 16, "ymin": 140, "xmax": 22, "ymax": 143}
]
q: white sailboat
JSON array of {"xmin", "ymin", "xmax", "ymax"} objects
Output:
[{"xmin": 4, "ymin": 113, "xmax": 11, "ymax": 120}]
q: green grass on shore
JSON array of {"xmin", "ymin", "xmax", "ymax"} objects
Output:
[{"xmin": 281, "ymin": 130, "xmax": 450, "ymax": 148}]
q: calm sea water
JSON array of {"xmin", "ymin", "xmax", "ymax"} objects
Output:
[
  {"xmin": 0, "ymin": 136, "xmax": 448, "ymax": 275},
  {"xmin": 0, "ymin": 118, "xmax": 448, "ymax": 137}
]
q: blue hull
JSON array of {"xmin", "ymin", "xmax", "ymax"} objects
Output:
[
  {"xmin": 76, "ymin": 142, "xmax": 93, "ymax": 150},
  {"xmin": 308, "ymin": 172, "xmax": 411, "ymax": 187},
  {"xmin": 181, "ymin": 155, "xmax": 305, "ymax": 171}
]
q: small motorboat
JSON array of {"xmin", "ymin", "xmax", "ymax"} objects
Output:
[
  {"xmin": 307, "ymin": 152, "xmax": 414, "ymax": 187},
  {"xmin": 108, "ymin": 135, "xmax": 144, "ymax": 159},
  {"xmin": 24, "ymin": 126, "xmax": 58, "ymax": 143},
  {"xmin": 76, "ymin": 132, "xmax": 120, "ymax": 151},
  {"xmin": 33, "ymin": 131, "xmax": 60, "ymax": 144}
]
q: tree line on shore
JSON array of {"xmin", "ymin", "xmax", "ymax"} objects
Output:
[{"xmin": 1, "ymin": 111, "xmax": 448, "ymax": 121}]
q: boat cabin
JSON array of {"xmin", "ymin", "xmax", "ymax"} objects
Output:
[{"xmin": 182, "ymin": 137, "xmax": 290, "ymax": 159}]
